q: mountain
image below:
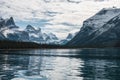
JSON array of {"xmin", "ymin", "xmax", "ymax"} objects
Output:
[
  {"xmin": 0, "ymin": 17, "xmax": 58, "ymax": 44},
  {"xmin": 25, "ymin": 25, "xmax": 58, "ymax": 44},
  {"xmin": 60, "ymin": 32, "xmax": 78, "ymax": 45},
  {"xmin": 0, "ymin": 17, "xmax": 29, "ymax": 41},
  {"xmin": 0, "ymin": 17, "xmax": 18, "ymax": 28},
  {"xmin": 67, "ymin": 8, "xmax": 120, "ymax": 47},
  {"xmin": 25, "ymin": 25, "xmax": 43, "ymax": 43},
  {"xmin": 67, "ymin": 33, "xmax": 74, "ymax": 40},
  {"xmin": 66, "ymin": 32, "xmax": 78, "ymax": 40},
  {"xmin": 25, "ymin": 25, "xmax": 39, "ymax": 33}
]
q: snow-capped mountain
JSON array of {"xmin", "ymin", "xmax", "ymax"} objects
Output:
[
  {"xmin": 0, "ymin": 17, "xmax": 17, "ymax": 28},
  {"xmin": 25, "ymin": 25, "xmax": 43, "ymax": 43},
  {"xmin": 67, "ymin": 8, "xmax": 120, "ymax": 47},
  {"xmin": 81, "ymin": 8, "xmax": 120, "ymax": 34},
  {"xmin": 25, "ymin": 25, "xmax": 58, "ymax": 44},
  {"xmin": 0, "ymin": 17, "xmax": 29, "ymax": 41},
  {"xmin": 0, "ymin": 17, "xmax": 59, "ymax": 44}
]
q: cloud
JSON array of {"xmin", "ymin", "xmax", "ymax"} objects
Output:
[{"xmin": 0, "ymin": 0, "xmax": 120, "ymax": 39}]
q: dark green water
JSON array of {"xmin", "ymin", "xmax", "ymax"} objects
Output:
[{"xmin": 0, "ymin": 48, "xmax": 120, "ymax": 80}]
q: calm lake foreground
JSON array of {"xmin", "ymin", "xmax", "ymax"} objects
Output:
[{"xmin": 0, "ymin": 48, "xmax": 120, "ymax": 80}]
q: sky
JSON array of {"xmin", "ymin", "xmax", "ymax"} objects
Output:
[{"xmin": 0, "ymin": 0, "xmax": 120, "ymax": 39}]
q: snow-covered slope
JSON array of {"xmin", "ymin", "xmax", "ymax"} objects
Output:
[
  {"xmin": 67, "ymin": 8, "xmax": 120, "ymax": 47},
  {"xmin": 87, "ymin": 13, "xmax": 120, "ymax": 46},
  {"xmin": 81, "ymin": 8, "xmax": 120, "ymax": 34},
  {"xmin": 25, "ymin": 25, "xmax": 43, "ymax": 42}
]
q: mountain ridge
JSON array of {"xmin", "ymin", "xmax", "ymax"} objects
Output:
[
  {"xmin": 0, "ymin": 17, "xmax": 59, "ymax": 44},
  {"xmin": 67, "ymin": 8, "xmax": 120, "ymax": 47}
]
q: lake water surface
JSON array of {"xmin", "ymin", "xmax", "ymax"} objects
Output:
[{"xmin": 0, "ymin": 48, "xmax": 120, "ymax": 80}]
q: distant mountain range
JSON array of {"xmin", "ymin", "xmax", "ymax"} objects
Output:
[
  {"xmin": 0, "ymin": 17, "xmax": 59, "ymax": 44},
  {"xmin": 67, "ymin": 8, "xmax": 120, "ymax": 47}
]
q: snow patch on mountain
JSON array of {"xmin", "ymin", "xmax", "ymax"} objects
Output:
[{"xmin": 81, "ymin": 8, "xmax": 120, "ymax": 34}]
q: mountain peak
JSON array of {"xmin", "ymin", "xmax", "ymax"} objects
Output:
[
  {"xmin": 45, "ymin": 33, "xmax": 58, "ymax": 40},
  {"xmin": 66, "ymin": 32, "xmax": 78, "ymax": 40},
  {"xmin": 67, "ymin": 33, "xmax": 73, "ymax": 39},
  {"xmin": 81, "ymin": 8, "xmax": 120, "ymax": 32},
  {"xmin": 0, "ymin": 17, "xmax": 17, "ymax": 28},
  {"xmin": 10, "ymin": 17, "xmax": 13, "ymax": 20},
  {"xmin": 5, "ymin": 17, "xmax": 15, "ymax": 26},
  {"xmin": 26, "ymin": 25, "xmax": 36, "ymax": 31}
]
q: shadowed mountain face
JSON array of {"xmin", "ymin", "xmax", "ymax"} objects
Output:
[
  {"xmin": 4, "ymin": 17, "xmax": 15, "ymax": 26},
  {"xmin": 67, "ymin": 8, "xmax": 120, "ymax": 47},
  {"xmin": 0, "ymin": 17, "xmax": 17, "ymax": 28}
]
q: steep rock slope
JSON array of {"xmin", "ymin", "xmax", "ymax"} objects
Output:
[{"xmin": 67, "ymin": 8, "xmax": 120, "ymax": 47}]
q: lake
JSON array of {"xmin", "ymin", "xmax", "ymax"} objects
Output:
[{"xmin": 0, "ymin": 48, "xmax": 120, "ymax": 80}]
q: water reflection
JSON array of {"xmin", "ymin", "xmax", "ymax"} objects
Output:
[
  {"xmin": 0, "ymin": 48, "xmax": 120, "ymax": 80},
  {"xmin": 80, "ymin": 59, "xmax": 120, "ymax": 80}
]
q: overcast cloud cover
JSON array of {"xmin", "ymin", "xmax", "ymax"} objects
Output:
[{"xmin": 0, "ymin": 0, "xmax": 120, "ymax": 38}]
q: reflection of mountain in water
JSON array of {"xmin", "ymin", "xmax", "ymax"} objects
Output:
[
  {"xmin": 0, "ymin": 49, "xmax": 120, "ymax": 80},
  {"xmin": 0, "ymin": 54, "xmax": 29, "ymax": 80},
  {"xmin": 28, "ymin": 56, "xmax": 42, "ymax": 76}
]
